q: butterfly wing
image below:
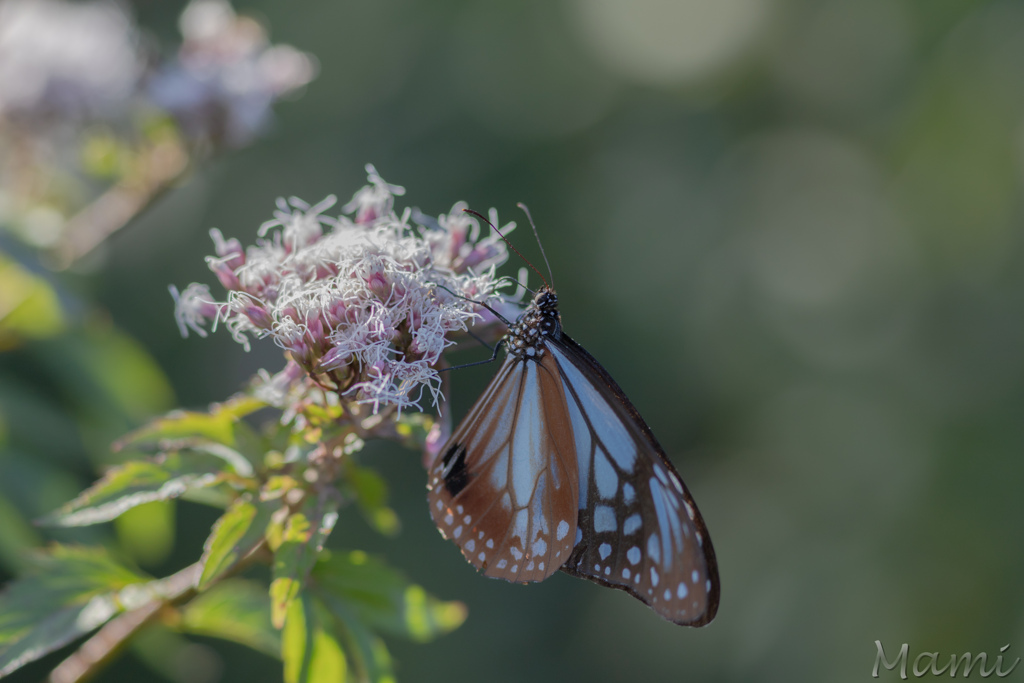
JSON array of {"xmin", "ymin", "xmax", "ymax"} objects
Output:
[
  {"xmin": 549, "ymin": 335, "xmax": 720, "ymax": 626},
  {"xmin": 427, "ymin": 352, "xmax": 580, "ymax": 583}
]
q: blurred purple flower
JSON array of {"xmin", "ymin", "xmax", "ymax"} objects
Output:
[
  {"xmin": 0, "ymin": 0, "xmax": 141, "ymax": 121},
  {"xmin": 146, "ymin": 0, "xmax": 317, "ymax": 148}
]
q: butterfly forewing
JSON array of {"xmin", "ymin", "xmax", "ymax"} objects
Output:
[
  {"xmin": 427, "ymin": 351, "xmax": 579, "ymax": 583},
  {"xmin": 550, "ymin": 337, "xmax": 720, "ymax": 626}
]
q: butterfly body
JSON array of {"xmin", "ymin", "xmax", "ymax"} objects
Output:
[{"xmin": 428, "ymin": 287, "xmax": 719, "ymax": 626}]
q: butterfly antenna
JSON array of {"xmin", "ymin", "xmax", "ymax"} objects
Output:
[
  {"xmin": 464, "ymin": 209, "xmax": 550, "ymax": 291},
  {"xmin": 516, "ymin": 203, "xmax": 554, "ymax": 290}
]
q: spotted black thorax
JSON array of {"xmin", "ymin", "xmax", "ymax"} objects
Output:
[{"xmin": 506, "ymin": 288, "xmax": 561, "ymax": 361}]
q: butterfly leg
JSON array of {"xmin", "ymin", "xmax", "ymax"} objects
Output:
[{"xmin": 438, "ymin": 339, "xmax": 507, "ymax": 373}]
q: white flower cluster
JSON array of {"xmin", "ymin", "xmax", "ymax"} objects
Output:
[{"xmin": 172, "ymin": 165, "xmax": 518, "ymax": 412}]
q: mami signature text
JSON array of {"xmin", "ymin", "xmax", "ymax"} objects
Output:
[{"xmin": 874, "ymin": 641, "xmax": 1020, "ymax": 679}]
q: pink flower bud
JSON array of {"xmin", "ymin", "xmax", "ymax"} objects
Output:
[
  {"xmin": 304, "ymin": 314, "xmax": 325, "ymax": 348},
  {"xmin": 208, "ymin": 258, "xmax": 240, "ymax": 291},
  {"xmin": 355, "ymin": 205, "xmax": 379, "ymax": 225},
  {"xmin": 210, "ymin": 229, "xmax": 246, "ymax": 270},
  {"xmin": 244, "ymin": 303, "xmax": 274, "ymax": 329},
  {"xmin": 323, "ymin": 299, "xmax": 347, "ymax": 327},
  {"xmin": 288, "ymin": 339, "xmax": 313, "ymax": 367},
  {"xmin": 318, "ymin": 345, "xmax": 351, "ymax": 370},
  {"xmin": 366, "ymin": 270, "xmax": 390, "ymax": 300},
  {"xmin": 460, "ymin": 243, "xmax": 501, "ymax": 271}
]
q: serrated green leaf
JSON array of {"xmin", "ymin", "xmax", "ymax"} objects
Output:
[
  {"xmin": 0, "ymin": 545, "xmax": 150, "ymax": 676},
  {"xmin": 178, "ymin": 579, "xmax": 279, "ymax": 656},
  {"xmin": 283, "ymin": 594, "xmax": 347, "ymax": 683},
  {"xmin": 270, "ymin": 492, "xmax": 340, "ymax": 628},
  {"xmin": 199, "ymin": 496, "xmax": 274, "ymax": 590},
  {"xmin": 41, "ymin": 451, "xmax": 230, "ymax": 527},
  {"xmin": 114, "ymin": 395, "xmax": 267, "ymax": 453},
  {"xmin": 0, "ymin": 595, "xmax": 118, "ymax": 677},
  {"xmin": 346, "ymin": 467, "xmax": 400, "ymax": 537},
  {"xmin": 311, "ymin": 551, "xmax": 466, "ymax": 642}
]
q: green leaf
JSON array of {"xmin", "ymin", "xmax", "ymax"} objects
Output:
[
  {"xmin": 346, "ymin": 466, "xmax": 400, "ymax": 537},
  {"xmin": 178, "ymin": 579, "xmax": 280, "ymax": 656},
  {"xmin": 41, "ymin": 451, "xmax": 231, "ymax": 527},
  {"xmin": 317, "ymin": 593, "xmax": 395, "ymax": 683},
  {"xmin": 311, "ymin": 551, "xmax": 466, "ymax": 642},
  {"xmin": 114, "ymin": 500, "xmax": 175, "ymax": 567},
  {"xmin": 0, "ymin": 545, "xmax": 149, "ymax": 676},
  {"xmin": 38, "ymin": 323, "xmax": 174, "ymax": 428},
  {"xmin": 270, "ymin": 492, "xmax": 340, "ymax": 629},
  {"xmin": 114, "ymin": 395, "xmax": 267, "ymax": 454},
  {"xmin": 0, "ymin": 254, "xmax": 65, "ymax": 348},
  {"xmin": 198, "ymin": 496, "xmax": 275, "ymax": 590},
  {"xmin": 282, "ymin": 593, "xmax": 347, "ymax": 683},
  {"xmin": 0, "ymin": 493, "xmax": 42, "ymax": 572}
]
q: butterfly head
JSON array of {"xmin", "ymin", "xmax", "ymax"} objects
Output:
[{"xmin": 506, "ymin": 287, "xmax": 560, "ymax": 360}]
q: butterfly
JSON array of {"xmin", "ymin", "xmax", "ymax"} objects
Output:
[{"xmin": 426, "ymin": 260, "xmax": 720, "ymax": 626}]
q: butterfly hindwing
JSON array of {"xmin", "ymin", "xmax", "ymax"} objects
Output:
[
  {"xmin": 550, "ymin": 336, "xmax": 720, "ymax": 626},
  {"xmin": 427, "ymin": 352, "xmax": 579, "ymax": 583}
]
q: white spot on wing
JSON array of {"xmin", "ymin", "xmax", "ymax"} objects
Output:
[
  {"xmin": 594, "ymin": 451, "xmax": 617, "ymax": 500},
  {"xmin": 511, "ymin": 509, "xmax": 528, "ymax": 547},
  {"xmin": 627, "ymin": 546, "xmax": 641, "ymax": 565},
  {"xmin": 556, "ymin": 520, "xmax": 569, "ymax": 541},
  {"xmin": 623, "ymin": 513, "xmax": 641, "ymax": 535},
  {"xmin": 646, "ymin": 534, "xmax": 661, "ymax": 564},
  {"xmin": 677, "ymin": 582, "xmax": 688, "ymax": 599},
  {"xmin": 599, "ymin": 543, "xmax": 611, "ymax": 560},
  {"xmin": 594, "ymin": 505, "xmax": 616, "ymax": 532},
  {"xmin": 623, "ymin": 483, "xmax": 635, "ymax": 503}
]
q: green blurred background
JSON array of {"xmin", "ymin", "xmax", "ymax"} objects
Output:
[{"xmin": 9, "ymin": 0, "xmax": 1024, "ymax": 680}]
